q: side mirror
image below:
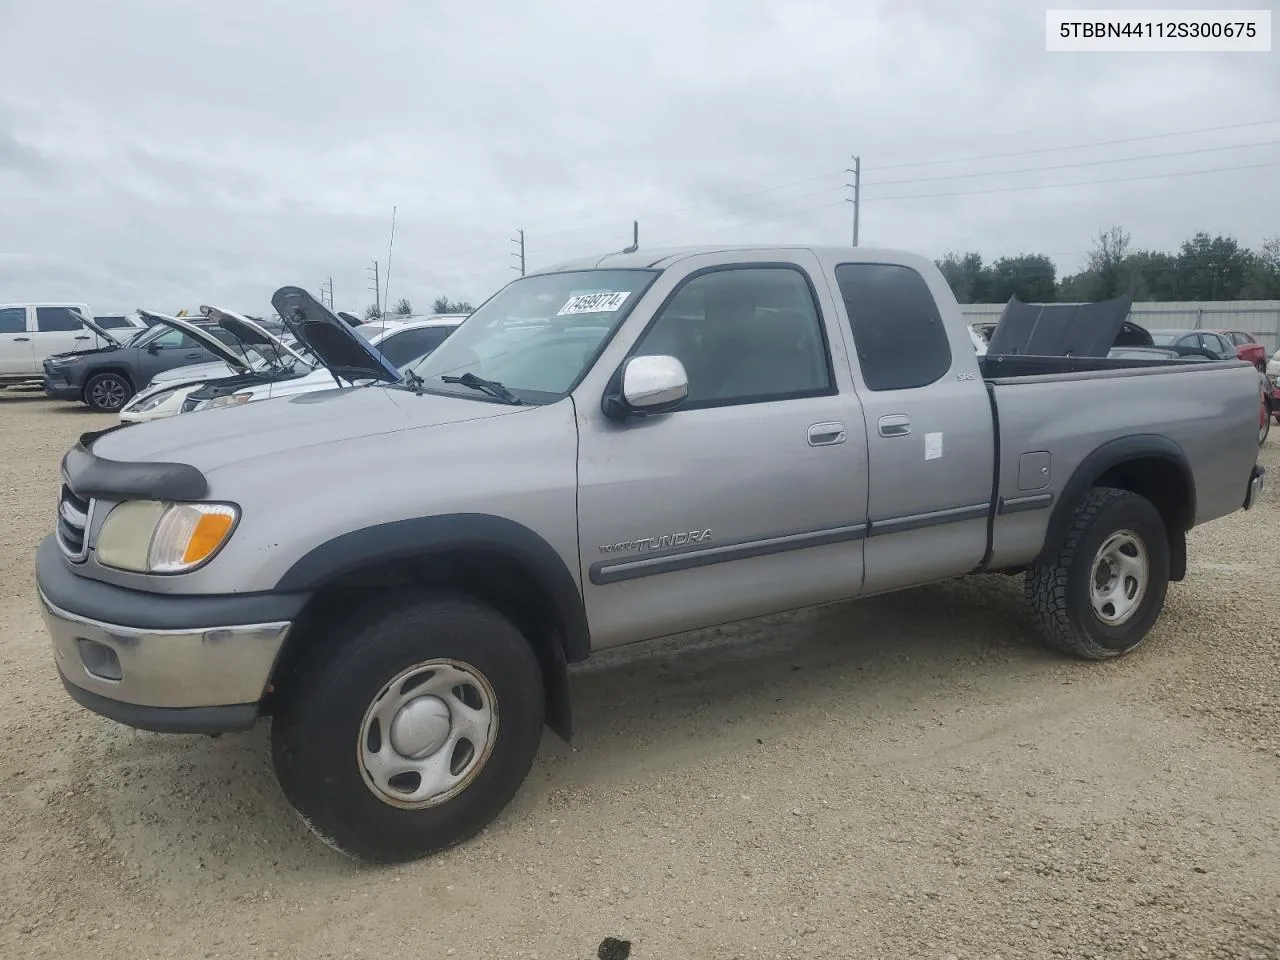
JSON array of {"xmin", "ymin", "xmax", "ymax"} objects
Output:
[
  {"xmin": 146, "ymin": 343, "xmax": 161, "ymax": 354},
  {"xmin": 603, "ymin": 354, "xmax": 688, "ymax": 420}
]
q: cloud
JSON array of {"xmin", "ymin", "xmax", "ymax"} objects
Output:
[{"xmin": 0, "ymin": 0, "xmax": 1277, "ymax": 313}]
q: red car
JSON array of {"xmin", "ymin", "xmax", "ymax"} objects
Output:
[{"xmin": 1214, "ymin": 329, "xmax": 1268, "ymax": 369}]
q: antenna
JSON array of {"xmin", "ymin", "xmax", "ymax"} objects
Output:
[
  {"xmin": 622, "ymin": 220, "xmax": 639, "ymax": 254},
  {"xmin": 383, "ymin": 206, "xmax": 397, "ymax": 312}
]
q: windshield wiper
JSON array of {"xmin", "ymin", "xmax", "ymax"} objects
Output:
[{"xmin": 440, "ymin": 372, "xmax": 522, "ymax": 405}]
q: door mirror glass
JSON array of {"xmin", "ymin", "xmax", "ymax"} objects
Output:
[{"xmin": 605, "ymin": 354, "xmax": 688, "ymax": 419}]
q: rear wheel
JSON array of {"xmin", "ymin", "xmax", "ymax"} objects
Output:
[
  {"xmin": 271, "ymin": 593, "xmax": 545, "ymax": 863},
  {"xmin": 1026, "ymin": 487, "xmax": 1170, "ymax": 659},
  {"xmin": 83, "ymin": 372, "xmax": 133, "ymax": 412}
]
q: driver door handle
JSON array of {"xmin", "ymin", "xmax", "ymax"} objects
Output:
[
  {"xmin": 807, "ymin": 421, "xmax": 846, "ymax": 446},
  {"xmin": 878, "ymin": 414, "xmax": 911, "ymax": 437}
]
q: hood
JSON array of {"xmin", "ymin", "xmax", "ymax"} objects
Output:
[
  {"xmin": 272, "ymin": 286, "xmax": 402, "ymax": 384},
  {"xmin": 88, "ymin": 383, "xmax": 526, "ymax": 476},
  {"xmin": 149, "ymin": 360, "xmax": 240, "ymax": 386},
  {"xmin": 986, "ymin": 294, "xmax": 1140, "ymax": 357},
  {"xmin": 199, "ymin": 305, "xmax": 312, "ymax": 369},
  {"xmin": 46, "ymin": 344, "xmax": 122, "ymax": 362},
  {"xmin": 137, "ymin": 310, "xmax": 252, "ymax": 373}
]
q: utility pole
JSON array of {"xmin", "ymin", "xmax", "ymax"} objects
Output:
[
  {"xmin": 366, "ymin": 260, "xmax": 380, "ymax": 318},
  {"xmin": 845, "ymin": 155, "xmax": 861, "ymax": 247},
  {"xmin": 511, "ymin": 228, "xmax": 525, "ymax": 275}
]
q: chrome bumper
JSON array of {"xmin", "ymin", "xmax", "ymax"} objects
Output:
[{"xmin": 39, "ymin": 590, "xmax": 290, "ymax": 711}]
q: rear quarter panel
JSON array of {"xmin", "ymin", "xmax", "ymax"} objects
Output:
[{"xmin": 987, "ymin": 360, "xmax": 1260, "ymax": 569}]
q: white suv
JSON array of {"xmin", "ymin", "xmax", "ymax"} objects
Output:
[{"xmin": 0, "ymin": 304, "xmax": 146, "ymax": 386}]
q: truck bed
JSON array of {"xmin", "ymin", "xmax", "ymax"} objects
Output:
[{"xmin": 982, "ymin": 356, "xmax": 1261, "ymax": 572}]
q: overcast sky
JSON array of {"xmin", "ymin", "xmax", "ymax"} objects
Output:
[{"xmin": 1, "ymin": 0, "xmax": 1277, "ymax": 315}]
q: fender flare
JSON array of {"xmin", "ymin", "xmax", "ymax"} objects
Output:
[
  {"xmin": 1038, "ymin": 434, "xmax": 1196, "ymax": 576},
  {"xmin": 274, "ymin": 513, "xmax": 591, "ymax": 664}
]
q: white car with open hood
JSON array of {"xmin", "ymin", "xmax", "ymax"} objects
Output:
[
  {"xmin": 118, "ymin": 311, "xmax": 464, "ymax": 423},
  {"xmin": 119, "ymin": 308, "xmax": 313, "ymax": 423}
]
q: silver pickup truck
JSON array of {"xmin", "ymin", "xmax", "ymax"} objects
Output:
[{"xmin": 36, "ymin": 245, "xmax": 1265, "ymax": 862}]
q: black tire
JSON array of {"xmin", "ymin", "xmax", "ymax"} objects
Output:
[
  {"xmin": 83, "ymin": 372, "xmax": 133, "ymax": 412},
  {"xmin": 1026, "ymin": 487, "xmax": 1170, "ymax": 660},
  {"xmin": 270, "ymin": 592, "xmax": 545, "ymax": 863}
]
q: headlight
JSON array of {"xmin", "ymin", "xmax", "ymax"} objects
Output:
[
  {"xmin": 127, "ymin": 387, "xmax": 179, "ymax": 413},
  {"xmin": 46, "ymin": 356, "xmax": 78, "ymax": 366},
  {"xmin": 97, "ymin": 501, "xmax": 239, "ymax": 573},
  {"xmin": 196, "ymin": 392, "xmax": 254, "ymax": 411}
]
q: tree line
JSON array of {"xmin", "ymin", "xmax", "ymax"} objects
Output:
[
  {"xmin": 937, "ymin": 228, "xmax": 1280, "ymax": 304},
  {"xmin": 363, "ymin": 296, "xmax": 476, "ymax": 321}
]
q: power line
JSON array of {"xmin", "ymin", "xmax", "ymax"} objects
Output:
[
  {"xmin": 861, "ymin": 158, "xmax": 1280, "ymax": 203},
  {"xmin": 864, "ymin": 138, "xmax": 1280, "ymax": 188},
  {"xmin": 872, "ymin": 117, "xmax": 1280, "ymax": 171}
]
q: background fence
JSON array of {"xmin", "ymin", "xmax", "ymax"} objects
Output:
[{"xmin": 960, "ymin": 301, "xmax": 1280, "ymax": 353}]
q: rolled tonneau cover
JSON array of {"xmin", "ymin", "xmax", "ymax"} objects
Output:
[{"xmin": 986, "ymin": 294, "xmax": 1142, "ymax": 357}]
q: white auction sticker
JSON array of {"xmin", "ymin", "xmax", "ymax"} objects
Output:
[
  {"xmin": 556, "ymin": 292, "xmax": 630, "ymax": 316},
  {"xmin": 924, "ymin": 432, "xmax": 943, "ymax": 461},
  {"xmin": 1046, "ymin": 10, "xmax": 1271, "ymax": 52}
]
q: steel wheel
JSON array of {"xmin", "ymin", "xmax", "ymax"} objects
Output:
[
  {"xmin": 1089, "ymin": 530, "xmax": 1148, "ymax": 626},
  {"xmin": 358, "ymin": 658, "xmax": 498, "ymax": 809}
]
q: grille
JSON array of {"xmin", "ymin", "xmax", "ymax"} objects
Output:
[{"xmin": 56, "ymin": 483, "xmax": 93, "ymax": 561}]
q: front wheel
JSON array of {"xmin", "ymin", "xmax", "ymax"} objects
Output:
[
  {"xmin": 1026, "ymin": 487, "xmax": 1170, "ymax": 660},
  {"xmin": 271, "ymin": 593, "xmax": 546, "ymax": 863},
  {"xmin": 83, "ymin": 372, "xmax": 133, "ymax": 412}
]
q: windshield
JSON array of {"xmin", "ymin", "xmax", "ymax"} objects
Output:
[
  {"xmin": 406, "ymin": 269, "xmax": 658, "ymax": 402},
  {"xmin": 1149, "ymin": 332, "xmax": 1183, "ymax": 345}
]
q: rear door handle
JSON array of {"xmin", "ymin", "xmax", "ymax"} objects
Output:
[
  {"xmin": 184, "ymin": 352, "xmax": 202, "ymax": 359},
  {"xmin": 74, "ymin": 335, "xmax": 90, "ymax": 340},
  {"xmin": 878, "ymin": 414, "xmax": 911, "ymax": 437},
  {"xmin": 13, "ymin": 337, "xmax": 30, "ymax": 342},
  {"xmin": 807, "ymin": 421, "xmax": 846, "ymax": 446}
]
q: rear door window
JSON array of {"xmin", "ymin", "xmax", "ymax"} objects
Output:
[
  {"xmin": 36, "ymin": 307, "xmax": 85, "ymax": 332},
  {"xmin": 835, "ymin": 263, "xmax": 952, "ymax": 391}
]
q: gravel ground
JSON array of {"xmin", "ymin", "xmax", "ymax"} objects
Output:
[{"xmin": 1, "ymin": 391, "xmax": 1277, "ymax": 960}]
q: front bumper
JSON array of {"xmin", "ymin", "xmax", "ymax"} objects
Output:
[
  {"xmin": 36, "ymin": 535, "xmax": 308, "ymax": 733},
  {"xmin": 43, "ymin": 376, "xmax": 82, "ymax": 400}
]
